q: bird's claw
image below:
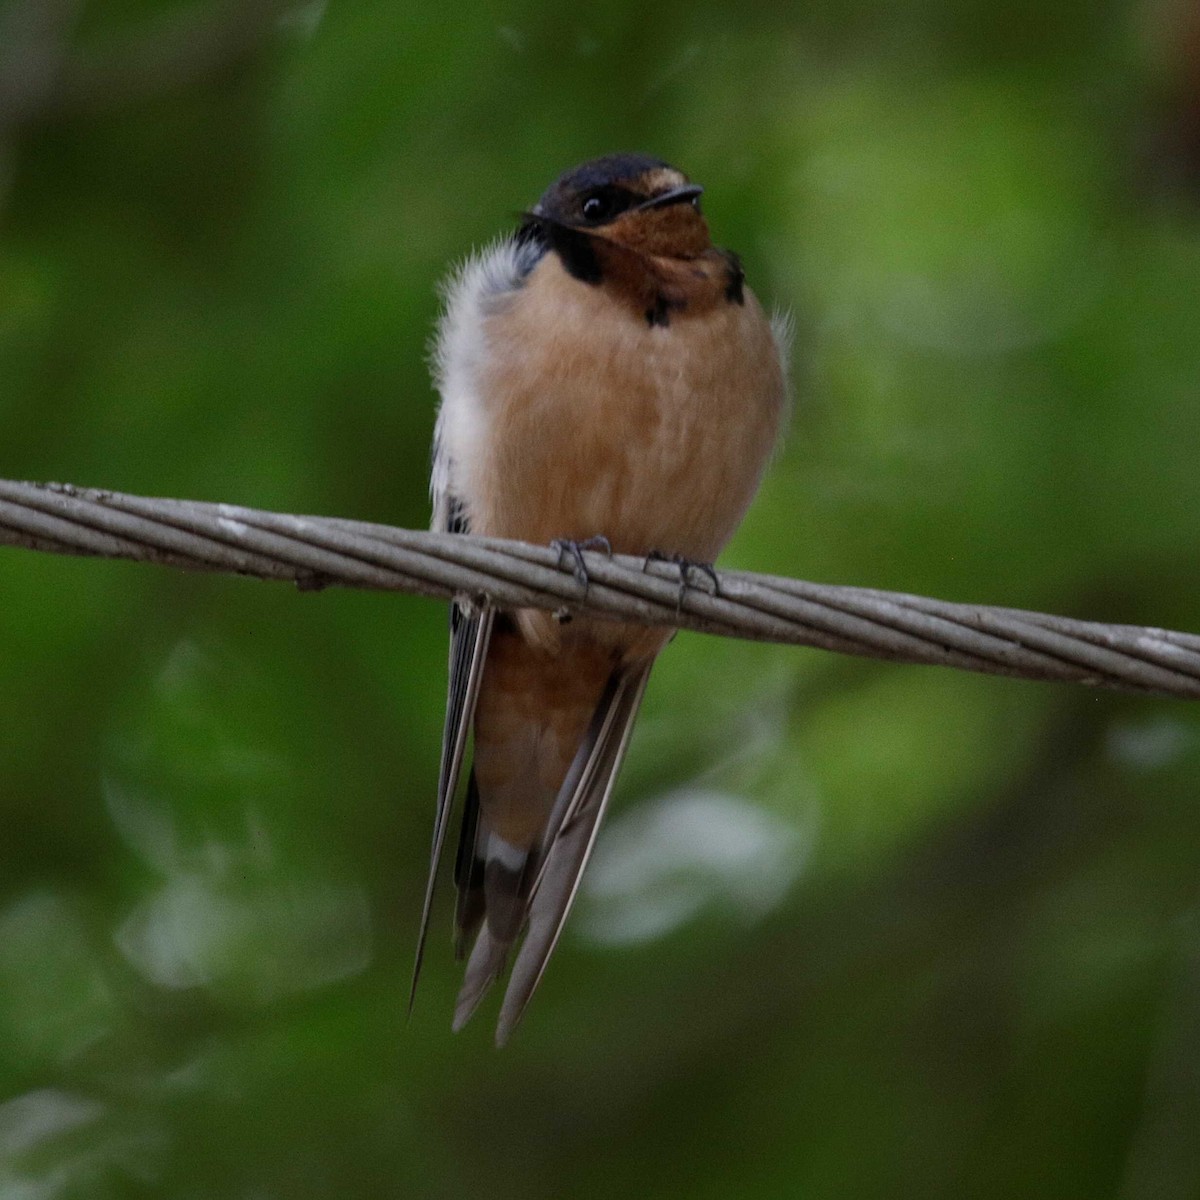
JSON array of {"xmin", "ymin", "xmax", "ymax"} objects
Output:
[
  {"xmin": 552, "ymin": 536, "xmax": 613, "ymax": 595},
  {"xmin": 642, "ymin": 550, "xmax": 719, "ymax": 611}
]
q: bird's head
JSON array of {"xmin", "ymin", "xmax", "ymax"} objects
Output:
[{"xmin": 525, "ymin": 154, "xmax": 710, "ymax": 261}]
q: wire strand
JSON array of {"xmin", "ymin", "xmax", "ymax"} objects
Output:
[{"xmin": 2, "ymin": 478, "xmax": 1198, "ymax": 699}]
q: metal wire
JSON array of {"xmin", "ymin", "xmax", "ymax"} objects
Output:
[{"xmin": 2, "ymin": 478, "xmax": 1199, "ymax": 699}]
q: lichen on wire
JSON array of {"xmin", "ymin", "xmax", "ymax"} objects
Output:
[{"xmin": 2, "ymin": 478, "xmax": 1199, "ymax": 700}]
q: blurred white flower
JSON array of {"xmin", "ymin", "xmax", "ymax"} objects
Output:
[
  {"xmin": 106, "ymin": 780, "xmax": 371, "ymax": 1005},
  {"xmin": 0, "ymin": 1089, "xmax": 103, "ymax": 1159},
  {"xmin": 1106, "ymin": 717, "xmax": 1194, "ymax": 772},
  {"xmin": 579, "ymin": 789, "xmax": 814, "ymax": 946}
]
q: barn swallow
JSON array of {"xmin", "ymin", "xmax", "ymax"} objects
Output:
[{"xmin": 414, "ymin": 153, "xmax": 789, "ymax": 1044}]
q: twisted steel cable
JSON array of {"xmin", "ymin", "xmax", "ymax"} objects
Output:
[{"xmin": 2, "ymin": 478, "xmax": 1199, "ymax": 699}]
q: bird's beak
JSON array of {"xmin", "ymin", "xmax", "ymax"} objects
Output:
[{"xmin": 636, "ymin": 184, "xmax": 704, "ymax": 211}]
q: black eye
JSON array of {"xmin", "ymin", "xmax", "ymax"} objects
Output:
[
  {"xmin": 577, "ymin": 185, "xmax": 638, "ymax": 224},
  {"xmin": 582, "ymin": 193, "xmax": 610, "ymax": 221}
]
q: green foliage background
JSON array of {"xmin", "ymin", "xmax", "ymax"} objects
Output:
[{"xmin": 3, "ymin": 0, "xmax": 1200, "ymax": 1195}]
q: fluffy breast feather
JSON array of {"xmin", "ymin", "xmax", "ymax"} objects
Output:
[
  {"xmin": 445, "ymin": 252, "xmax": 786, "ymax": 541},
  {"xmin": 430, "ymin": 236, "xmax": 541, "ymax": 533}
]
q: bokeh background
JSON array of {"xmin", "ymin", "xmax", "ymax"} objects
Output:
[{"xmin": 3, "ymin": 0, "xmax": 1200, "ymax": 1195}]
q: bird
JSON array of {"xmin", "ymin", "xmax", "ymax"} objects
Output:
[{"xmin": 414, "ymin": 153, "xmax": 790, "ymax": 1044}]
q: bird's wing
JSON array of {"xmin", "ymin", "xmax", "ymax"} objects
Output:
[
  {"xmin": 488, "ymin": 662, "xmax": 653, "ymax": 1045},
  {"xmin": 409, "ymin": 493, "xmax": 495, "ymax": 1011},
  {"xmin": 416, "ymin": 234, "xmax": 546, "ymax": 1014}
]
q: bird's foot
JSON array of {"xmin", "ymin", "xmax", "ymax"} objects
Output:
[
  {"xmin": 642, "ymin": 551, "xmax": 719, "ymax": 611},
  {"xmin": 551, "ymin": 536, "xmax": 613, "ymax": 595}
]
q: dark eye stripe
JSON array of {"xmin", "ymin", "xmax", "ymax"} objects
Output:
[{"xmin": 579, "ymin": 184, "xmax": 639, "ymax": 223}]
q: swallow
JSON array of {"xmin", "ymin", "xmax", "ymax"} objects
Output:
[{"xmin": 414, "ymin": 153, "xmax": 789, "ymax": 1044}]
